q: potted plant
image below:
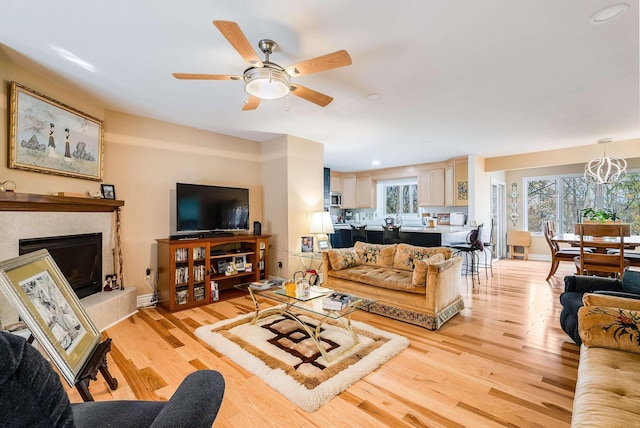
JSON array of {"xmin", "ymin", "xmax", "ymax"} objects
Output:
[{"xmin": 581, "ymin": 208, "xmax": 617, "ymax": 223}]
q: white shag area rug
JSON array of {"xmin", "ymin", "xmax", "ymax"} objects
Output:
[{"xmin": 195, "ymin": 309, "xmax": 409, "ymax": 412}]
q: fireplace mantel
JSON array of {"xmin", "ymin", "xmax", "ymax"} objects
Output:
[{"xmin": 0, "ymin": 192, "xmax": 124, "ymax": 212}]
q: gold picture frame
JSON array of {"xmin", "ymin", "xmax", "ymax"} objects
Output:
[
  {"xmin": 0, "ymin": 249, "xmax": 101, "ymax": 385},
  {"xmin": 9, "ymin": 82, "xmax": 104, "ymax": 181}
]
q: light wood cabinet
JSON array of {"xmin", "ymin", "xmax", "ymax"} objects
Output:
[
  {"xmin": 156, "ymin": 235, "xmax": 270, "ymax": 312},
  {"xmin": 445, "ymin": 165, "xmax": 455, "ymax": 206},
  {"xmin": 341, "ymin": 175, "xmax": 357, "ymax": 208},
  {"xmin": 330, "ymin": 171, "xmax": 342, "ymax": 193},
  {"xmin": 356, "ymin": 176, "xmax": 374, "ymax": 208},
  {"xmin": 419, "ymin": 168, "xmax": 445, "ymax": 206}
]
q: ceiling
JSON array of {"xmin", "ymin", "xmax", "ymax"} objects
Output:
[{"xmin": 1, "ymin": 1, "xmax": 638, "ymax": 172}]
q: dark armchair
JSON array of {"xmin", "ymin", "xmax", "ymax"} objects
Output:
[
  {"xmin": 0, "ymin": 331, "xmax": 225, "ymax": 428},
  {"xmin": 559, "ymin": 273, "xmax": 640, "ymax": 344}
]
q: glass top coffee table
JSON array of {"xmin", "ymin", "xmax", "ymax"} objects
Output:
[{"xmin": 234, "ymin": 283, "xmax": 376, "ymax": 362}]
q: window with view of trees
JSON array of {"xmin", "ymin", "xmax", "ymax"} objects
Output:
[
  {"xmin": 379, "ymin": 180, "xmax": 418, "ymax": 216},
  {"xmin": 524, "ymin": 171, "xmax": 640, "ymax": 234}
]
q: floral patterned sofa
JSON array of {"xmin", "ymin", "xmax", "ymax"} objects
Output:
[{"xmin": 320, "ymin": 242, "xmax": 464, "ymax": 330}]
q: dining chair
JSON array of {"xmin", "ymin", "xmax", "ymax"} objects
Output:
[
  {"xmin": 452, "ymin": 224, "xmax": 484, "ymax": 284},
  {"xmin": 350, "ymin": 224, "xmax": 368, "ymax": 246},
  {"xmin": 382, "ymin": 225, "xmax": 402, "ymax": 244},
  {"xmin": 574, "ymin": 223, "xmax": 630, "ymax": 279},
  {"xmin": 544, "ymin": 220, "xmax": 584, "ymax": 281}
]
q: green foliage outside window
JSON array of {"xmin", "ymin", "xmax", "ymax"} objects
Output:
[{"xmin": 526, "ymin": 172, "xmax": 640, "ymax": 234}]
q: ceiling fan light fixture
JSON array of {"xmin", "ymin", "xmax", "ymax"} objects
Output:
[{"xmin": 244, "ymin": 66, "xmax": 290, "ymax": 100}]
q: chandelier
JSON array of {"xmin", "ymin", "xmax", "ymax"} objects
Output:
[{"xmin": 584, "ymin": 139, "xmax": 627, "ymax": 184}]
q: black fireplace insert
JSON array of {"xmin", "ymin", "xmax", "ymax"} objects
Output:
[{"xmin": 19, "ymin": 232, "xmax": 103, "ymax": 299}]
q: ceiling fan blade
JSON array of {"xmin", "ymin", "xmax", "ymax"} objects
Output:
[
  {"xmin": 242, "ymin": 95, "xmax": 261, "ymax": 111},
  {"xmin": 172, "ymin": 73, "xmax": 241, "ymax": 80},
  {"xmin": 213, "ymin": 20, "xmax": 264, "ymax": 67},
  {"xmin": 286, "ymin": 50, "xmax": 352, "ymax": 76},
  {"xmin": 289, "ymin": 84, "xmax": 333, "ymax": 107}
]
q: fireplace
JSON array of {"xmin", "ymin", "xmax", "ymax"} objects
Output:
[{"xmin": 19, "ymin": 233, "xmax": 103, "ymax": 299}]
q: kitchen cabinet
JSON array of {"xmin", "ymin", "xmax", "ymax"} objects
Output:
[
  {"xmin": 341, "ymin": 175, "xmax": 357, "ymax": 208},
  {"xmin": 419, "ymin": 168, "xmax": 445, "ymax": 206},
  {"xmin": 356, "ymin": 176, "xmax": 374, "ymax": 208},
  {"xmin": 442, "ymin": 160, "xmax": 468, "ymax": 207},
  {"xmin": 445, "ymin": 165, "xmax": 454, "ymax": 206},
  {"xmin": 330, "ymin": 171, "xmax": 342, "ymax": 193}
]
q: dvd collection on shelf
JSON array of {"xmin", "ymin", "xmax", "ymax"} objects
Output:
[
  {"xmin": 175, "ymin": 287, "xmax": 188, "ymax": 305},
  {"xmin": 322, "ymin": 292, "xmax": 353, "ymax": 311},
  {"xmin": 194, "ymin": 284, "xmax": 205, "ymax": 301},
  {"xmin": 175, "ymin": 248, "xmax": 189, "ymax": 263},
  {"xmin": 175, "ymin": 266, "xmax": 189, "ymax": 285}
]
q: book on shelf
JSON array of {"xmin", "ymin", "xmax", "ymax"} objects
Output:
[{"xmin": 322, "ymin": 292, "xmax": 353, "ymax": 311}]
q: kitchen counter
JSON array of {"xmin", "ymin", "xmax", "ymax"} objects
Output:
[
  {"xmin": 332, "ymin": 224, "xmax": 468, "ymax": 234},
  {"xmin": 330, "ymin": 223, "xmax": 470, "ymax": 248}
]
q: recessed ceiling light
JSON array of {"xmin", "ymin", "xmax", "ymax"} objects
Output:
[
  {"xmin": 372, "ymin": 160, "xmax": 380, "ymax": 166},
  {"xmin": 366, "ymin": 93, "xmax": 381, "ymax": 101},
  {"xmin": 590, "ymin": 3, "xmax": 629, "ymax": 24}
]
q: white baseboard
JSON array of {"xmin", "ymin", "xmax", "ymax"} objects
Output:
[{"xmin": 137, "ymin": 293, "xmax": 155, "ymax": 308}]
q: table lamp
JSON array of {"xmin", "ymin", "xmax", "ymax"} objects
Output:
[{"xmin": 310, "ymin": 211, "xmax": 334, "ymax": 251}]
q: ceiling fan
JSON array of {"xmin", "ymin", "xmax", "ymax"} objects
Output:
[{"xmin": 172, "ymin": 20, "xmax": 352, "ymax": 110}]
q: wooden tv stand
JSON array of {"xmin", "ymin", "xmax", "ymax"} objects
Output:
[{"xmin": 156, "ymin": 234, "xmax": 270, "ymax": 312}]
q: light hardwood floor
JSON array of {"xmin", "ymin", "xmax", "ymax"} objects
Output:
[{"xmin": 66, "ymin": 259, "xmax": 581, "ymax": 427}]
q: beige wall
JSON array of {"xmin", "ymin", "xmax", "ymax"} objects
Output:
[
  {"xmin": 486, "ymin": 138, "xmax": 640, "ymax": 171},
  {"xmin": 1, "ymin": 53, "xmax": 263, "ymax": 297},
  {"xmin": 262, "ymin": 135, "xmax": 324, "ymax": 280},
  {"xmin": 104, "ymin": 111, "xmax": 263, "ymax": 292}
]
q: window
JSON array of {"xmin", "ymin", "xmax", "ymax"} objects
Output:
[
  {"xmin": 377, "ymin": 179, "xmax": 418, "ymax": 217},
  {"xmin": 524, "ymin": 171, "xmax": 639, "ymax": 234}
]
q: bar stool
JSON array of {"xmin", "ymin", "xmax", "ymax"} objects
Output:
[
  {"xmin": 350, "ymin": 225, "xmax": 367, "ymax": 246},
  {"xmin": 479, "ymin": 219, "xmax": 496, "ymax": 278},
  {"xmin": 452, "ymin": 224, "xmax": 484, "ymax": 284},
  {"xmin": 382, "ymin": 226, "xmax": 401, "ymax": 244}
]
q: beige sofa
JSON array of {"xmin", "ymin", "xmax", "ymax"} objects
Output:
[
  {"xmin": 321, "ymin": 241, "xmax": 464, "ymax": 330},
  {"xmin": 571, "ymin": 293, "xmax": 640, "ymax": 426}
]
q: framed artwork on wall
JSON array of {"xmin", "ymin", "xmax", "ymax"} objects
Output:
[
  {"xmin": 0, "ymin": 249, "xmax": 101, "ymax": 385},
  {"xmin": 8, "ymin": 82, "xmax": 104, "ymax": 181}
]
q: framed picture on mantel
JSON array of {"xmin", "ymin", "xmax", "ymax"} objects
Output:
[{"xmin": 9, "ymin": 82, "xmax": 104, "ymax": 181}]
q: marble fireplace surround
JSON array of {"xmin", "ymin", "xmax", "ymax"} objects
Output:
[{"xmin": 0, "ymin": 193, "xmax": 137, "ymax": 331}]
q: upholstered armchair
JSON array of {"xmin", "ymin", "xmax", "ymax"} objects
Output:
[
  {"xmin": 559, "ymin": 272, "xmax": 640, "ymax": 344},
  {"xmin": 0, "ymin": 331, "xmax": 225, "ymax": 428}
]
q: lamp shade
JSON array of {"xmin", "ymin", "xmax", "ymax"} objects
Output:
[{"xmin": 309, "ymin": 212, "xmax": 334, "ymax": 234}]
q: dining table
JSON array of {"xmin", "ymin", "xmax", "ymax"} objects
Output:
[{"xmin": 552, "ymin": 233, "xmax": 640, "ymax": 253}]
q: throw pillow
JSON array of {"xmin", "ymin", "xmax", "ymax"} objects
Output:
[
  {"xmin": 411, "ymin": 253, "xmax": 446, "ymax": 286},
  {"xmin": 583, "ymin": 293, "xmax": 640, "ymax": 311},
  {"xmin": 354, "ymin": 242, "xmax": 396, "ymax": 268},
  {"xmin": 393, "ymin": 243, "xmax": 452, "ymax": 271},
  {"xmin": 578, "ymin": 305, "xmax": 640, "ymax": 354},
  {"xmin": 327, "ymin": 248, "xmax": 360, "ymax": 271},
  {"xmin": 622, "ymin": 270, "xmax": 640, "ymax": 294}
]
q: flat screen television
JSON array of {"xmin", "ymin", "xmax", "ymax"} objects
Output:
[{"xmin": 176, "ymin": 183, "xmax": 249, "ymax": 232}]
